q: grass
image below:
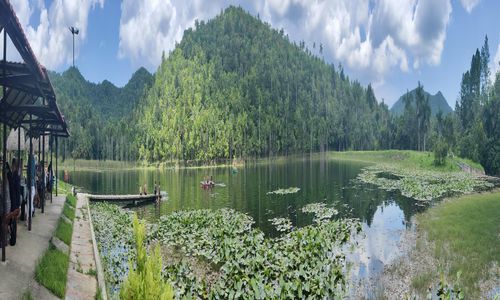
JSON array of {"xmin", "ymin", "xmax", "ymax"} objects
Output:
[
  {"xmin": 86, "ymin": 268, "xmax": 97, "ymax": 277},
  {"xmin": 59, "ymin": 159, "xmax": 139, "ymax": 170},
  {"xmin": 63, "ymin": 202, "xmax": 76, "ymax": 221},
  {"xmin": 56, "ymin": 180, "xmax": 70, "ymax": 194},
  {"xmin": 36, "ymin": 190, "xmax": 76, "ymax": 298},
  {"xmin": 95, "ymin": 287, "xmax": 103, "ymax": 300},
  {"xmin": 328, "ymin": 150, "xmax": 484, "ymax": 173},
  {"xmin": 35, "ymin": 244, "xmax": 69, "ymax": 298},
  {"xmin": 415, "ymin": 190, "xmax": 500, "ymax": 297},
  {"xmin": 55, "ymin": 218, "xmax": 73, "ymax": 245},
  {"xmin": 67, "ymin": 194, "xmax": 77, "ymax": 208},
  {"xmin": 21, "ymin": 289, "xmax": 34, "ymax": 300}
]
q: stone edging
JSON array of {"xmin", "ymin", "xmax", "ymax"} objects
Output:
[{"xmin": 84, "ymin": 194, "xmax": 108, "ymax": 300}]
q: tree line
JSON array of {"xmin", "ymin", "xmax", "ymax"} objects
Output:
[{"xmin": 51, "ymin": 6, "xmax": 500, "ymax": 175}]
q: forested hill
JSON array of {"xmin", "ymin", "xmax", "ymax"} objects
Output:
[
  {"xmin": 49, "ymin": 67, "xmax": 153, "ymax": 160},
  {"xmin": 391, "ymin": 89, "xmax": 452, "ymax": 116},
  {"xmin": 136, "ymin": 6, "xmax": 392, "ymax": 162}
]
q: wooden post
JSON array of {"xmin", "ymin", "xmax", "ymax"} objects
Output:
[
  {"xmin": 2, "ymin": 26, "xmax": 7, "ymax": 262},
  {"xmin": 28, "ymin": 115, "xmax": 32, "ymax": 231},
  {"xmin": 2, "ymin": 123, "xmax": 6, "ymax": 261},
  {"xmin": 41, "ymin": 131, "xmax": 45, "ymax": 213},
  {"xmin": 50, "ymin": 135, "xmax": 53, "ymax": 203},
  {"xmin": 17, "ymin": 128, "xmax": 21, "ymax": 161},
  {"xmin": 55, "ymin": 136, "xmax": 58, "ymax": 197}
]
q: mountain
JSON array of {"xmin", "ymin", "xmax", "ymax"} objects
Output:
[
  {"xmin": 391, "ymin": 89, "xmax": 452, "ymax": 116},
  {"xmin": 136, "ymin": 6, "xmax": 392, "ymax": 162},
  {"xmin": 49, "ymin": 67, "xmax": 153, "ymax": 160}
]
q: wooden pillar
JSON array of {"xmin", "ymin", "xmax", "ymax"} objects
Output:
[
  {"xmin": 41, "ymin": 132, "xmax": 45, "ymax": 213},
  {"xmin": 2, "ymin": 123, "xmax": 6, "ymax": 261},
  {"xmin": 17, "ymin": 128, "xmax": 21, "ymax": 161},
  {"xmin": 28, "ymin": 115, "xmax": 32, "ymax": 231},
  {"xmin": 1, "ymin": 25, "xmax": 7, "ymax": 262},
  {"xmin": 50, "ymin": 135, "xmax": 53, "ymax": 203},
  {"xmin": 55, "ymin": 136, "xmax": 58, "ymax": 197}
]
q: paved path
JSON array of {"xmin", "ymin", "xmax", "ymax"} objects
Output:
[
  {"xmin": 0, "ymin": 195, "xmax": 65, "ymax": 300},
  {"xmin": 65, "ymin": 194, "xmax": 97, "ymax": 300}
]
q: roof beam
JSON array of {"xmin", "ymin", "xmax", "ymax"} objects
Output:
[{"xmin": 0, "ymin": 73, "xmax": 34, "ymax": 86}]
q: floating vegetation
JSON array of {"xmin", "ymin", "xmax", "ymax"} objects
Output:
[
  {"xmin": 90, "ymin": 203, "xmax": 135, "ymax": 295},
  {"xmin": 267, "ymin": 187, "xmax": 301, "ymax": 195},
  {"xmin": 91, "ymin": 203, "xmax": 360, "ymax": 299},
  {"xmin": 268, "ymin": 217, "xmax": 293, "ymax": 232},
  {"xmin": 302, "ymin": 203, "xmax": 339, "ymax": 223},
  {"xmin": 357, "ymin": 165, "xmax": 494, "ymax": 201}
]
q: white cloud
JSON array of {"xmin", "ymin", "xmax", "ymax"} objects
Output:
[
  {"xmin": 118, "ymin": 0, "xmax": 234, "ymax": 69},
  {"xmin": 491, "ymin": 43, "xmax": 500, "ymax": 82},
  {"xmin": 117, "ymin": 0, "xmax": 452, "ymax": 86},
  {"xmin": 460, "ymin": 0, "xmax": 481, "ymax": 13},
  {"xmin": 6, "ymin": 0, "xmax": 104, "ymax": 69}
]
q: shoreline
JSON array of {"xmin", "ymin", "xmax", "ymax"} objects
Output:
[
  {"xmin": 361, "ymin": 188, "xmax": 500, "ymax": 298},
  {"xmin": 57, "ymin": 150, "xmax": 488, "ymax": 174}
]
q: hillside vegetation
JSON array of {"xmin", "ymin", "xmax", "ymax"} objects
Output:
[
  {"xmin": 50, "ymin": 7, "xmax": 500, "ymax": 176},
  {"xmin": 49, "ymin": 67, "xmax": 153, "ymax": 160},
  {"xmin": 135, "ymin": 6, "xmax": 392, "ymax": 162}
]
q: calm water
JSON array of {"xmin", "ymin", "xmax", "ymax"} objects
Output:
[{"xmin": 62, "ymin": 156, "xmax": 427, "ymax": 280}]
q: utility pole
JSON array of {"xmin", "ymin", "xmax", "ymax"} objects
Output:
[{"xmin": 69, "ymin": 26, "xmax": 79, "ymax": 67}]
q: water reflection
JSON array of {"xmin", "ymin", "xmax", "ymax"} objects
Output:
[{"xmin": 349, "ymin": 201, "xmax": 412, "ymax": 280}]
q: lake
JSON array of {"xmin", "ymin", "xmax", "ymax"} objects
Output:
[{"xmin": 61, "ymin": 155, "xmax": 428, "ymax": 282}]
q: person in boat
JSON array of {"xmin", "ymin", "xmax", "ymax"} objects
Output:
[
  {"xmin": 143, "ymin": 183, "xmax": 148, "ymax": 195},
  {"xmin": 139, "ymin": 184, "xmax": 143, "ymax": 196},
  {"xmin": 154, "ymin": 181, "xmax": 157, "ymax": 196}
]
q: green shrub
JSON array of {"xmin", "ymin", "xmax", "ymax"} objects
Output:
[
  {"xmin": 434, "ymin": 140, "xmax": 448, "ymax": 166},
  {"xmin": 120, "ymin": 215, "xmax": 174, "ymax": 300}
]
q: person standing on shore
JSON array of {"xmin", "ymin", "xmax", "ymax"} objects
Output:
[{"xmin": 29, "ymin": 154, "xmax": 36, "ymax": 218}]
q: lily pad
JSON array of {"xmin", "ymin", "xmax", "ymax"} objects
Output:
[{"xmin": 267, "ymin": 187, "xmax": 301, "ymax": 195}]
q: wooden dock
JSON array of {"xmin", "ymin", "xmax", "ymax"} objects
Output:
[{"xmin": 87, "ymin": 194, "xmax": 159, "ymax": 202}]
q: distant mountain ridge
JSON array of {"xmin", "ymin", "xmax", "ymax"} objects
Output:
[
  {"xmin": 391, "ymin": 88, "xmax": 452, "ymax": 116},
  {"xmin": 47, "ymin": 67, "xmax": 153, "ymax": 160}
]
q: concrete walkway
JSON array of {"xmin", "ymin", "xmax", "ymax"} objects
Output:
[
  {"xmin": 65, "ymin": 194, "xmax": 97, "ymax": 300},
  {"xmin": 0, "ymin": 195, "xmax": 65, "ymax": 300}
]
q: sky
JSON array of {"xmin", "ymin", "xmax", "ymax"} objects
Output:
[{"xmin": 4, "ymin": 0, "xmax": 500, "ymax": 108}]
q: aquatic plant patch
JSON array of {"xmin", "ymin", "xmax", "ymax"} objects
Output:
[
  {"xmin": 90, "ymin": 203, "xmax": 136, "ymax": 295},
  {"xmin": 357, "ymin": 165, "xmax": 493, "ymax": 201},
  {"xmin": 266, "ymin": 187, "xmax": 300, "ymax": 195},
  {"xmin": 91, "ymin": 203, "xmax": 360, "ymax": 299},
  {"xmin": 268, "ymin": 217, "xmax": 292, "ymax": 232}
]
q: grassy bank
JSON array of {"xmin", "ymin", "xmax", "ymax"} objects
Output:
[
  {"xmin": 35, "ymin": 193, "xmax": 77, "ymax": 298},
  {"xmin": 329, "ymin": 150, "xmax": 484, "ymax": 173},
  {"xmin": 413, "ymin": 190, "xmax": 500, "ymax": 297},
  {"xmin": 57, "ymin": 150, "xmax": 485, "ymax": 173},
  {"xmin": 58, "ymin": 159, "xmax": 140, "ymax": 171}
]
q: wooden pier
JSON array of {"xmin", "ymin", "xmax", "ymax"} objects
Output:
[{"xmin": 87, "ymin": 194, "xmax": 161, "ymax": 202}]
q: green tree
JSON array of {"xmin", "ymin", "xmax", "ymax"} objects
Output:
[{"xmin": 120, "ymin": 215, "xmax": 174, "ymax": 300}]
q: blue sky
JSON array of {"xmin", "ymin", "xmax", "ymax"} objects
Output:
[{"xmin": 7, "ymin": 0, "xmax": 500, "ymax": 108}]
